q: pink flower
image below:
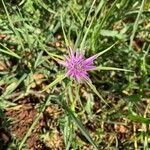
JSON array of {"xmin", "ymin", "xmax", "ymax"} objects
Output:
[{"xmin": 60, "ymin": 48, "xmax": 97, "ymax": 82}]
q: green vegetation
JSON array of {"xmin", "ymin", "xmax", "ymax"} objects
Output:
[{"xmin": 0, "ymin": 0, "xmax": 150, "ymax": 149}]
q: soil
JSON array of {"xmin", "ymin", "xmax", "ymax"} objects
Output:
[{"xmin": 0, "ymin": 97, "xmax": 64, "ymax": 150}]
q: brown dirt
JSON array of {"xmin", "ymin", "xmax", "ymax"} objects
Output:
[
  {"xmin": 0, "ymin": 97, "xmax": 64, "ymax": 150},
  {"xmin": 5, "ymin": 103, "xmax": 45, "ymax": 150}
]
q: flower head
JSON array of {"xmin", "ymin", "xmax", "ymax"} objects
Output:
[{"xmin": 60, "ymin": 48, "xmax": 97, "ymax": 82}]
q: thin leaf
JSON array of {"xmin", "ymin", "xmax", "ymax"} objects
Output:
[
  {"xmin": 75, "ymin": 0, "xmax": 98, "ymax": 49},
  {"xmin": 97, "ymin": 42, "xmax": 118, "ymax": 57},
  {"xmin": 85, "ymin": 80, "xmax": 109, "ymax": 107},
  {"xmin": 0, "ymin": 98, "xmax": 16, "ymax": 108},
  {"xmin": 18, "ymin": 95, "xmax": 54, "ymax": 150},
  {"xmin": 42, "ymin": 74, "xmax": 66, "ymax": 92},
  {"xmin": 61, "ymin": 100, "xmax": 98, "ymax": 150},
  {"xmin": 95, "ymin": 0, "xmax": 120, "ymax": 36},
  {"xmin": 2, "ymin": 74, "xmax": 27, "ymax": 98},
  {"xmin": 37, "ymin": 0, "xmax": 55, "ymax": 14},
  {"xmin": 100, "ymin": 29, "xmax": 126, "ymax": 40},
  {"xmin": 34, "ymin": 36, "xmax": 63, "ymax": 60},
  {"xmin": 2, "ymin": 0, "xmax": 24, "ymax": 50},
  {"xmin": 128, "ymin": 114, "xmax": 150, "ymax": 124},
  {"xmin": 94, "ymin": 66, "xmax": 133, "ymax": 72},
  {"xmin": 80, "ymin": 0, "xmax": 99, "ymax": 50},
  {"xmin": 0, "ymin": 43, "xmax": 21, "ymax": 59},
  {"xmin": 61, "ymin": 11, "xmax": 69, "ymax": 46},
  {"xmin": 34, "ymin": 51, "xmax": 44, "ymax": 69},
  {"xmin": 129, "ymin": 0, "xmax": 145, "ymax": 49}
]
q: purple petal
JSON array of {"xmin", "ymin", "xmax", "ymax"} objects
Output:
[
  {"xmin": 76, "ymin": 49, "xmax": 84, "ymax": 59},
  {"xmin": 82, "ymin": 74, "xmax": 90, "ymax": 81},
  {"xmin": 68, "ymin": 47, "xmax": 75, "ymax": 58},
  {"xmin": 59, "ymin": 60, "xmax": 68, "ymax": 67},
  {"xmin": 62, "ymin": 48, "xmax": 98, "ymax": 82},
  {"xmin": 64, "ymin": 55, "xmax": 70, "ymax": 62},
  {"xmin": 84, "ymin": 65, "xmax": 96, "ymax": 70},
  {"xmin": 76, "ymin": 49, "xmax": 80, "ymax": 58},
  {"xmin": 75, "ymin": 74, "xmax": 81, "ymax": 82},
  {"xmin": 66, "ymin": 70, "xmax": 72, "ymax": 76},
  {"xmin": 84, "ymin": 54, "xmax": 97, "ymax": 65}
]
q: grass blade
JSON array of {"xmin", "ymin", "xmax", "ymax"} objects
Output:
[
  {"xmin": 80, "ymin": 0, "xmax": 98, "ymax": 50},
  {"xmin": 2, "ymin": 74, "xmax": 27, "ymax": 98},
  {"xmin": 61, "ymin": 100, "xmax": 98, "ymax": 150},
  {"xmin": 85, "ymin": 80, "xmax": 109, "ymax": 106},
  {"xmin": 42, "ymin": 74, "xmax": 66, "ymax": 92},
  {"xmin": 2, "ymin": 0, "xmax": 24, "ymax": 50},
  {"xmin": 96, "ymin": 42, "xmax": 118, "ymax": 57},
  {"xmin": 95, "ymin": 0, "xmax": 120, "ymax": 35},
  {"xmin": 94, "ymin": 66, "xmax": 133, "ymax": 72},
  {"xmin": 0, "ymin": 43, "xmax": 21, "ymax": 59},
  {"xmin": 129, "ymin": 0, "xmax": 145, "ymax": 50},
  {"xmin": 37, "ymin": 0, "xmax": 55, "ymax": 14},
  {"xmin": 34, "ymin": 36, "xmax": 63, "ymax": 60},
  {"xmin": 18, "ymin": 95, "xmax": 53, "ymax": 150},
  {"xmin": 61, "ymin": 11, "xmax": 69, "ymax": 46},
  {"xmin": 75, "ymin": 0, "xmax": 98, "ymax": 49}
]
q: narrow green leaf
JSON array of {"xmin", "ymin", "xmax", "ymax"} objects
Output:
[
  {"xmin": 19, "ymin": 95, "xmax": 53, "ymax": 150},
  {"xmin": 129, "ymin": 0, "xmax": 145, "ymax": 49},
  {"xmin": 85, "ymin": 80, "xmax": 109, "ymax": 107},
  {"xmin": 95, "ymin": 0, "xmax": 120, "ymax": 36},
  {"xmin": 94, "ymin": 66, "xmax": 133, "ymax": 72},
  {"xmin": 0, "ymin": 98, "xmax": 16, "ymax": 108},
  {"xmin": 2, "ymin": 74, "xmax": 27, "ymax": 98},
  {"xmin": 34, "ymin": 36, "xmax": 63, "ymax": 59},
  {"xmin": 100, "ymin": 30, "xmax": 126, "ymax": 40},
  {"xmin": 61, "ymin": 11, "xmax": 69, "ymax": 46},
  {"xmin": 2, "ymin": 0, "xmax": 24, "ymax": 50},
  {"xmin": 97, "ymin": 42, "xmax": 118, "ymax": 57},
  {"xmin": 61, "ymin": 100, "xmax": 98, "ymax": 150},
  {"xmin": 34, "ymin": 51, "xmax": 44, "ymax": 69},
  {"xmin": 75, "ymin": 0, "xmax": 98, "ymax": 49},
  {"xmin": 80, "ymin": 0, "xmax": 100, "ymax": 50},
  {"xmin": 0, "ymin": 43, "xmax": 21, "ymax": 59},
  {"xmin": 42, "ymin": 74, "xmax": 66, "ymax": 92},
  {"xmin": 37, "ymin": 0, "xmax": 55, "ymax": 14},
  {"xmin": 128, "ymin": 114, "xmax": 150, "ymax": 124}
]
